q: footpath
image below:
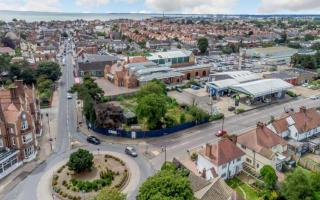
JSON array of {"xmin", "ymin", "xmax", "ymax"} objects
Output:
[{"xmin": 0, "ymin": 89, "xmax": 60, "ymax": 198}]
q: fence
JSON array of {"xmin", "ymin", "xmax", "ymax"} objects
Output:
[{"xmin": 90, "ymin": 120, "xmax": 208, "ymax": 139}]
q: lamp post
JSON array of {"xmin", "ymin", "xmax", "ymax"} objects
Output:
[
  {"xmin": 161, "ymin": 145, "xmax": 167, "ymax": 164},
  {"xmin": 46, "ymin": 113, "xmax": 53, "ymax": 151}
]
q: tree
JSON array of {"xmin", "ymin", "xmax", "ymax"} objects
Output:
[
  {"xmin": 197, "ymin": 37, "xmax": 208, "ymax": 54},
  {"xmin": 137, "ymin": 162, "xmax": 194, "ymax": 200},
  {"xmin": 9, "ymin": 64, "xmax": 21, "ymax": 79},
  {"xmin": 136, "ymin": 93, "xmax": 167, "ymax": 130},
  {"xmin": 280, "ymin": 168, "xmax": 313, "ymax": 200},
  {"xmin": 93, "ymin": 188, "xmax": 126, "ymax": 200},
  {"xmin": 0, "ymin": 54, "xmax": 12, "ymax": 74},
  {"xmin": 304, "ymin": 34, "xmax": 315, "ymax": 41},
  {"xmin": 137, "ymin": 80, "xmax": 166, "ymax": 98},
  {"xmin": 68, "ymin": 149, "xmax": 93, "ymax": 173},
  {"xmin": 2, "ymin": 37, "xmax": 15, "ymax": 49},
  {"xmin": 36, "ymin": 61, "xmax": 62, "ymax": 82},
  {"xmin": 260, "ymin": 165, "xmax": 277, "ymax": 189}
]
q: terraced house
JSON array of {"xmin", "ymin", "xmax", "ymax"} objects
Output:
[{"xmin": 0, "ymin": 80, "xmax": 41, "ymax": 179}]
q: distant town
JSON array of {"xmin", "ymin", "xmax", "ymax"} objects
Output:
[{"xmin": 1, "ymin": 14, "xmax": 320, "ymax": 200}]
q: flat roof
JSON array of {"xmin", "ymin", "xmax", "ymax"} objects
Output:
[
  {"xmin": 147, "ymin": 50, "xmax": 192, "ymax": 60},
  {"xmin": 213, "ymin": 71, "xmax": 261, "ymax": 83},
  {"xmin": 230, "ymin": 79, "xmax": 293, "ymax": 97}
]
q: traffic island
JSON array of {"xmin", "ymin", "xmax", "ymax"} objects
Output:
[{"xmin": 51, "ymin": 150, "xmax": 129, "ymax": 200}]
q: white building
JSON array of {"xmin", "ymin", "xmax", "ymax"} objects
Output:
[{"xmin": 196, "ymin": 139, "xmax": 245, "ymax": 180}]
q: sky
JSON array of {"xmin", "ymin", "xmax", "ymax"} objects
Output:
[{"xmin": 0, "ymin": 0, "xmax": 320, "ymax": 14}]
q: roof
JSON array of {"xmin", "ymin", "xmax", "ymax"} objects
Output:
[
  {"xmin": 174, "ymin": 64, "xmax": 211, "ymax": 72},
  {"xmin": 207, "ymin": 79, "xmax": 239, "ymax": 90},
  {"xmin": 230, "ymin": 79, "xmax": 293, "ymax": 97},
  {"xmin": 194, "ymin": 177, "xmax": 243, "ymax": 200},
  {"xmin": 78, "ymin": 53, "xmax": 118, "ymax": 64},
  {"xmin": 237, "ymin": 124, "xmax": 287, "ymax": 159},
  {"xmin": 147, "ymin": 50, "xmax": 192, "ymax": 60},
  {"xmin": 291, "ymin": 108, "xmax": 320, "ymax": 134},
  {"xmin": 0, "ymin": 47, "xmax": 14, "ymax": 54},
  {"xmin": 203, "ymin": 139, "xmax": 245, "ymax": 166},
  {"xmin": 263, "ymin": 72, "xmax": 298, "ymax": 80},
  {"xmin": 245, "ymin": 47, "xmax": 298, "ymax": 58},
  {"xmin": 213, "ymin": 71, "xmax": 260, "ymax": 83}
]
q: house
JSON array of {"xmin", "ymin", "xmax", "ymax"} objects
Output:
[
  {"xmin": 0, "ymin": 47, "xmax": 15, "ymax": 56},
  {"xmin": 237, "ymin": 122, "xmax": 289, "ymax": 172},
  {"xmin": 196, "ymin": 139, "xmax": 245, "ymax": 180},
  {"xmin": 267, "ymin": 107, "xmax": 320, "ymax": 141},
  {"xmin": 0, "ymin": 80, "xmax": 41, "ymax": 179}
]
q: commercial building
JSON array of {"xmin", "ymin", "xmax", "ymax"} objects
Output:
[
  {"xmin": 146, "ymin": 50, "xmax": 195, "ymax": 68},
  {"xmin": 77, "ymin": 53, "xmax": 118, "ymax": 77},
  {"xmin": 0, "ymin": 80, "xmax": 41, "ymax": 179}
]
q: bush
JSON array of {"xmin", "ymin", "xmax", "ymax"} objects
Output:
[
  {"xmin": 210, "ymin": 113, "xmax": 224, "ymax": 121},
  {"xmin": 235, "ymin": 108, "xmax": 245, "ymax": 114},
  {"xmin": 287, "ymin": 91, "xmax": 297, "ymax": 97}
]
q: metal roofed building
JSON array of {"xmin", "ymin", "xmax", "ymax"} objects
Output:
[
  {"xmin": 230, "ymin": 79, "xmax": 293, "ymax": 98},
  {"xmin": 146, "ymin": 50, "xmax": 195, "ymax": 67}
]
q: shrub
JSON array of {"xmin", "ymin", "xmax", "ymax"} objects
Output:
[
  {"xmin": 210, "ymin": 113, "xmax": 224, "ymax": 121},
  {"xmin": 287, "ymin": 91, "xmax": 297, "ymax": 97},
  {"xmin": 235, "ymin": 108, "xmax": 245, "ymax": 114}
]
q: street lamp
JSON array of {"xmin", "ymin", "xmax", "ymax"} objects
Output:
[
  {"xmin": 46, "ymin": 113, "xmax": 53, "ymax": 151},
  {"xmin": 161, "ymin": 145, "xmax": 167, "ymax": 164}
]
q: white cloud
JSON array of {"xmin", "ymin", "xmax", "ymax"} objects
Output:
[
  {"xmin": 75, "ymin": 0, "xmax": 110, "ymax": 7},
  {"xmin": 0, "ymin": 0, "xmax": 61, "ymax": 12},
  {"xmin": 258, "ymin": 0, "xmax": 320, "ymax": 13},
  {"xmin": 144, "ymin": 0, "xmax": 238, "ymax": 14}
]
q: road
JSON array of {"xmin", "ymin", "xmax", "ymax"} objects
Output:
[
  {"xmin": 2, "ymin": 38, "xmax": 153, "ymax": 200},
  {"xmin": 148, "ymin": 97, "xmax": 320, "ymax": 169}
]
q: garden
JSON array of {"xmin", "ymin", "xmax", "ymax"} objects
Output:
[{"xmin": 52, "ymin": 149, "xmax": 128, "ymax": 200}]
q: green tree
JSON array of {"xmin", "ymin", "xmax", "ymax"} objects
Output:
[
  {"xmin": 260, "ymin": 165, "xmax": 277, "ymax": 189},
  {"xmin": 20, "ymin": 69, "xmax": 36, "ymax": 84},
  {"xmin": 93, "ymin": 188, "xmax": 126, "ymax": 200},
  {"xmin": 68, "ymin": 149, "xmax": 93, "ymax": 173},
  {"xmin": 137, "ymin": 80, "xmax": 166, "ymax": 98},
  {"xmin": 0, "ymin": 54, "xmax": 12, "ymax": 75},
  {"xmin": 304, "ymin": 34, "xmax": 316, "ymax": 41},
  {"xmin": 136, "ymin": 93, "xmax": 167, "ymax": 130},
  {"xmin": 197, "ymin": 37, "xmax": 208, "ymax": 54},
  {"xmin": 137, "ymin": 162, "xmax": 194, "ymax": 200},
  {"xmin": 36, "ymin": 61, "xmax": 62, "ymax": 82},
  {"xmin": 280, "ymin": 168, "xmax": 313, "ymax": 200},
  {"xmin": 9, "ymin": 64, "xmax": 21, "ymax": 79}
]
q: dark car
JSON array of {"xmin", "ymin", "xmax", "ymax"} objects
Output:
[
  {"xmin": 125, "ymin": 146, "xmax": 137, "ymax": 157},
  {"xmin": 176, "ymin": 87, "xmax": 183, "ymax": 93},
  {"xmin": 86, "ymin": 136, "xmax": 101, "ymax": 145}
]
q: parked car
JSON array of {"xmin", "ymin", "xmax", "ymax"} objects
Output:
[
  {"xmin": 125, "ymin": 146, "xmax": 137, "ymax": 157},
  {"xmin": 302, "ymin": 83, "xmax": 308, "ymax": 87},
  {"xmin": 176, "ymin": 87, "xmax": 183, "ymax": 93},
  {"xmin": 191, "ymin": 85, "xmax": 200, "ymax": 90},
  {"xmin": 310, "ymin": 95, "xmax": 320, "ymax": 100},
  {"xmin": 215, "ymin": 130, "xmax": 227, "ymax": 137},
  {"xmin": 86, "ymin": 136, "xmax": 101, "ymax": 145}
]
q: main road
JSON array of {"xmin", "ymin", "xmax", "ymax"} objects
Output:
[{"xmin": 2, "ymin": 38, "xmax": 153, "ymax": 200}]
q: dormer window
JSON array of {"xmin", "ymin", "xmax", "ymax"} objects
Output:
[{"xmin": 21, "ymin": 113, "xmax": 28, "ymax": 130}]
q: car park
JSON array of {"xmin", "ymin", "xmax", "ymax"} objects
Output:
[
  {"xmin": 125, "ymin": 146, "xmax": 137, "ymax": 157},
  {"xmin": 86, "ymin": 136, "xmax": 101, "ymax": 145}
]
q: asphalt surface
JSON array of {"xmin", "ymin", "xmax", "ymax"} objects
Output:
[{"xmin": 2, "ymin": 39, "xmax": 153, "ymax": 200}]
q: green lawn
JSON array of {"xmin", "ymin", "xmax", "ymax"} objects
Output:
[{"xmin": 226, "ymin": 177, "xmax": 260, "ymax": 200}]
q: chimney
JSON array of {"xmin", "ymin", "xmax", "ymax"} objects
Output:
[
  {"xmin": 229, "ymin": 135, "xmax": 238, "ymax": 145},
  {"xmin": 205, "ymin": 143, "xmax": 212, "ymax": 157},
  {"xmin": 257, "ymin": 121, "xmax": 265, "ymax": 128},
  {"xmin": 300, "ymin": 106, "xmax": 307, "ymax": 113},
  {"xmin": 14, "ymin": 80, "xmax": 24, "ymax": 97},
  {"xmin": 9, "ymin": 85, "xmax": 17, "ymax": 99}
]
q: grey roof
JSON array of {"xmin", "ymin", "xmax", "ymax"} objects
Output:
[
  {"xmin": 230, "ymin": 79, "xmax": 293, "ymax": 97},
  {"xmin": 263, "ymin": 72, "xmax": 297, "ymax": 80},
  {"xmin": 78, "ymin": 53, "xmax": 118, "ymax": 63},
  {"xmin": 138, "ymin": 71, "xmax": 183, "ymax": 82},
  {"xmin": 174, "ymin": 64, "xmax": 211, "ymax": 72}
]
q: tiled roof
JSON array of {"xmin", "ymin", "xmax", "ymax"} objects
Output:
[{"xmin": 203, "ymin": 139, "xmax": 244, "ymax": 166}]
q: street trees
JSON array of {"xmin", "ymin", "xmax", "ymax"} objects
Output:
[
  {"xmin": 93, "ymin": 188, "xmax": 126, "ymax": 200},
  {"xmin": 36, "ymin": 61, "xmax": 62, "ymax": 82},
  {"xmin": 197, "ymin": 37, "xmax": 208, "ymax": 54},
  {"xmin": 137, "ymin": 162, "xmax": 194, "ymax": 200},
  {"xmin": 68, "ymin": 149, "xmax": 94, "ymax": 173}
]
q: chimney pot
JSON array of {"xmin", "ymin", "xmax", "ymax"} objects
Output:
[{"xmin": 205, "ymin": 143, "xmax": 212, "ymax": 157}]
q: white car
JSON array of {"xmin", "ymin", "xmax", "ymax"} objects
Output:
[
  {"xmin": 67, "ymin": 93, "xmax": 73, "ymax": 99},
  {"xmin": 310, "ymin": 95, "xmax": 319, "ymax": 100}
]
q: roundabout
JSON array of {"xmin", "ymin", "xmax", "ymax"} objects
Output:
[{"xmin": 37, "ymin": 150, "xmax": 141, "ymax": 200}]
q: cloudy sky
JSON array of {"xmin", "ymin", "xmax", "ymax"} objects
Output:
[{"xmin": 0, "ymin": 0, "xmax": 319, "ymax": 14}]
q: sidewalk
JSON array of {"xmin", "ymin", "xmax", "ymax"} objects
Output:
[{"xmin": 0, "ymin": 89, "xmax": 60, "ymax": 197}]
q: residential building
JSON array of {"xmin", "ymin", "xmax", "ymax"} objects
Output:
[
  {"xmin": 0, "ymin": 80, "xmax": 41, "ymax": 179},
  {"xmin": 237, "ymin": 122, "xmax": 289, "ymax": 172},
  {"xmin": 196, "ymin": 139, "xmax": 245, "ymax": 180},
  {"xmin": 267, "ymin": 107, "xmax": 320, "ymax": 141}
]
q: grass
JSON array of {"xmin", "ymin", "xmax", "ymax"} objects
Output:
[
  {"xmin": 226, "ymin": 177, "xmax": 260, "ymax": 200},
  {"xmin": 166, "ymin": 107, "xmax": 193, "ymax": 124}
]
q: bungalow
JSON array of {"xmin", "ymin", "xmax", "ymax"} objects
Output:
[
  {"xmin": 267, "ymin": 106, "xmax": 320, "ymax": 141},
  {"xmin": 196, "ymin": 139, "xmax": 245, "ymax": 180},
  {"xmin": 237, "ymin": 122, "xmax": 289, "ymax": 172}
]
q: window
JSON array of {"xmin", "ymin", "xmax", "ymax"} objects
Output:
[
  {"xmin": 10, "ymin": 128, "xmax": 14, "ymax": 134},
  {"xmin": 221, "ymin": 173, "xmax": 226, "ymax": 178},
  {"xmin": 246, "ymin": 158, "xmax": 252, "ymax": 164},
  {"xmin": 22, "ymin": 133, "xmax": 33, "ymax": 144},
  {"xmin": 21, "ymin": 113, "xmax": 28, "ymax": 130},
  {"xmin": 237, "ymin": 157, "xmax": 241, "ymax": 162},
  {"xmin": 241, "ymin": 144, "xmax": 246, "ymax": 149},
  {"xmin": 222, "ymin": 164, "xmax": 227, "ymax": 169},
  {"xmin": 256, "ymin": 163, "xmax": 260, "ymax": 168},
  {"xmin": 0, "ymin": 138, "xmax": 3, "ymax": 148},
  {"xmin": 24, "ymin": 146, "xmax": 34, "ymax": 158},
  {"xmin": 11, "ymin": 137, "xmax": 15, "ymax": 146}
]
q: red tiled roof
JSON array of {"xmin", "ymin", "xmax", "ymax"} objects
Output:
[{"xmin": 203, "ymin": 139, "xmax": 244, "ymax": 166}]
